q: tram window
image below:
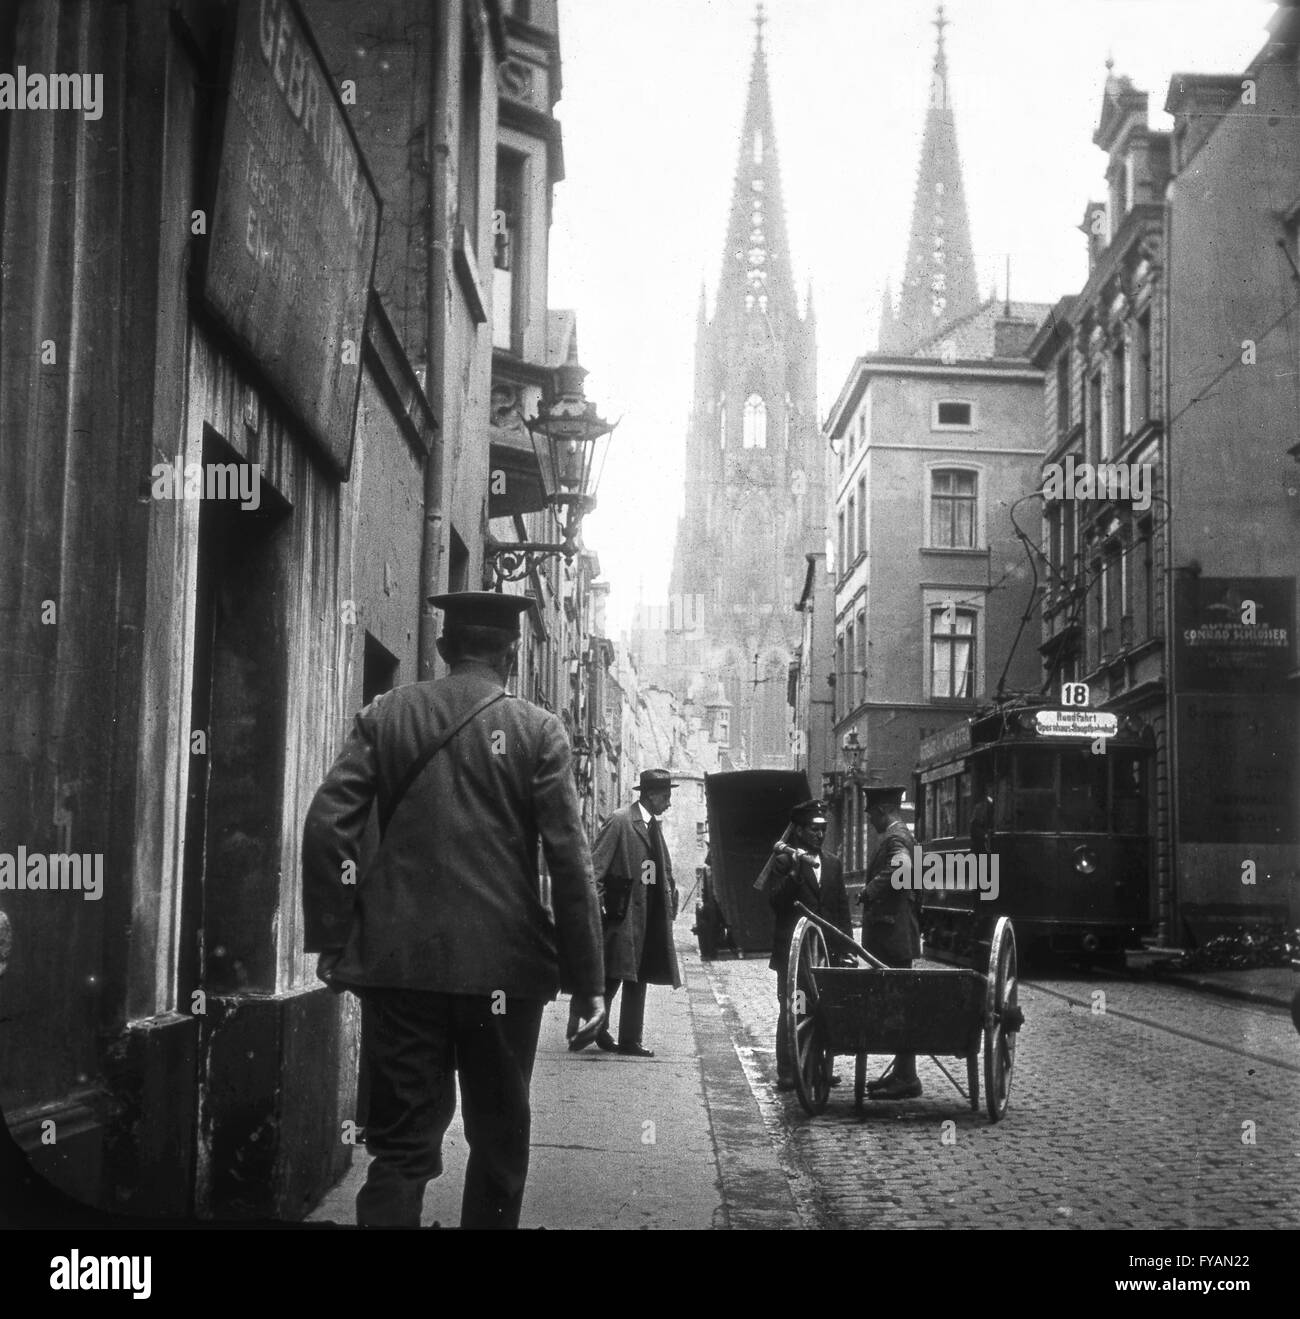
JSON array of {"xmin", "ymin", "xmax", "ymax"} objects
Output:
[
  {"xmin": 956, "ymin": 770, "xmax": 973, "ymax": 836},
  {"xmin": 1059, "ymin": 754, "xmax": 1108, "ymax": 832},
  {"xmin": 1111, "ymin": 752, "xmax": 1147, "ymax": 834},
  {"xmin": 1009, "ymin": 749, "xmax": 1056, "ymax": 832},
  {"xmin": 934, "ymin": 776, "xmax": 958, "ymax": 838}
]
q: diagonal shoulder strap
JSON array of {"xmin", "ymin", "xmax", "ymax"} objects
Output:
[{"xmin": 379, "ymin": 689, "xmax": 508, "ymax": 836}]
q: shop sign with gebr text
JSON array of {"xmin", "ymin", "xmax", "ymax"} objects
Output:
[{"xmin": 202, "ymin": 0, "xmax": 380, "ymax": 477}]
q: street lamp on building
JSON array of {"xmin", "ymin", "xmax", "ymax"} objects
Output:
[
  {"xmin": 820, "ymin": 726, "xmax": 866, "ymax": 798},
  {"xmin": 486, "ymin": 360, "xmax": 618, "ymax": 585}
]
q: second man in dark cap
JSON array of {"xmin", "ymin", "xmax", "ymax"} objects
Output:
[{"xmin": 859, "ymin": 783, "xmax": 923, "ymax": 1099}]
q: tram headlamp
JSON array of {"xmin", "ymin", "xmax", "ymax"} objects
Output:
[{"xmin": 1073, "ymin": 845, "xmax": 1099, "ymax": 875}]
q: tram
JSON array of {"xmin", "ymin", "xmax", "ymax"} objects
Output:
[{"xmin": 912, "ymin": 698, "xmax": 1156, "ymax": 965}]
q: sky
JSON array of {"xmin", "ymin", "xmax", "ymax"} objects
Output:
[{"xmin": 546, "ymin": 0, "xmax": 1274, "ymax": 637}]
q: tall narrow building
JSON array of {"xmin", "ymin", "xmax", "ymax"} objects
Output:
[
  {"xmin": 879, "ymin": 4, "xmax": 981, "ymax": 352},
  {"xmin": 664, "ymin": 6, "xmax": 821, "ymax": 768}
]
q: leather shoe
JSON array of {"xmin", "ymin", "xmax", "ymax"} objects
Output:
[
  {"xmin": 775, "ymin": 1076, "xmax": 797, "ymax": 1091},
  {"xmin": 595, "ymin": 1030, "xmax": 617, "ymax": 1053},
  {"xmin": 616, "ymin": 1042, "xmax": 655, "ymax": 1057},
  {"xmin": 868, "ymin": 1076, "xmax": 922, "ymax": 1101},
  {"xmin": 828, "ymin": 1074, "xmax": 841, "ymax": 1086}
]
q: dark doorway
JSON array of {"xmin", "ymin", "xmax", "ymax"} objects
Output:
[{"xmin": 180, "ymin": 428, "xmax": 290, "ymax": 1008}]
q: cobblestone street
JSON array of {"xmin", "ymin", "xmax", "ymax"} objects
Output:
[{"xmin": 702, "ymin": 949, "xmax": 1300, "ymax": 1230}]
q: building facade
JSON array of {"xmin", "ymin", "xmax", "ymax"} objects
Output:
[
  {"xmin": 823, "ymin": 12, "xmax": 1047, "ymax": 888},
  {"xmin": 1029, "ymin": 22, "xmax": 1300, "ymax": 941},
  {"xmin": 0, "ymin": 0, "xmax": 611, "ymax": 1220}
]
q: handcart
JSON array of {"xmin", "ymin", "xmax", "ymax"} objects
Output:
[{"xmin": 785, "ymin": 904, "xmax": 1025, "ymax": 1121}]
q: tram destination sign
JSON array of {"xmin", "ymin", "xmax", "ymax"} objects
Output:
[
  {"xmin": 1035, "ymin": 710, "xmax": 1118, "ymax": 739},
  {"xmin": 202, "ymin": 0, "xmax": 380, "ymax": 477}
]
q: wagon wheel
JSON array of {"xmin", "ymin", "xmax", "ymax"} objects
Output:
[
  {"xmin": 983, "ymin": 917, "xmax": 1021, "ymax": 1122},
  {"xmin": 854, "ymin": 1053, "xmax": 868, "ymax": 1112},
  {"xmin": 784, "ymin": 917, "xmax": 832, "ymax": 1115}
]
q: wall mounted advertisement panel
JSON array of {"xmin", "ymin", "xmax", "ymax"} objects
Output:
[{"xmin": 201, "ymin": 0, "xmax": 381, "ymax": 477}]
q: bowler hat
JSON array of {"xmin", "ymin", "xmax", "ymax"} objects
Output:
[
  {"xmin": 428, "ymin": 590, "xmax": 531, "ymax": 636},
  {"xmin": 637, "ymin": 769, "xmax": 677, "ymax": 794},
  {"xmin": 790, "ymin": 799, "xmax": 828, "ymax": 826}
]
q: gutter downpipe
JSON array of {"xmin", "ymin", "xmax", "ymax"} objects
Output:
[
  {"xmin": 419, "ymin": 0, "xmax": 455, "ymax": 679},
  {"xmin": 1161, "ymin": 171, "xmax": 1178, "ymax": 949}
]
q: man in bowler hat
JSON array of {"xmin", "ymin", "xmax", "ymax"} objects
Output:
[
  {"xmin": 860, "ymin": 783, "xmax": 923, "ymax": 1099},
  {"xmin": 302, "ymin": 591, "xmax": 604, "ymax": 1228},
  {"xmin": 765, "ymin": 800, "xmax": 853, "ymax": 1090},
  {"xmin": 577, "ymin": 769, "xmax": 682, "ymax": 1056}
]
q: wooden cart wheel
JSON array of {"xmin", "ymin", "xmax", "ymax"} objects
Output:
[
  {"xmin": 784, "ymin": 917, "xmax": 832, "ymax": 1115},
  {"xmin": 854, "ymin": 1053, "xmax": 868, "ymax": 1112},
  {"xmin": 966, "ymin": 1050, "xmax": 980, "ymax": 1113},
  {"xmin": 983, "ymin": 916, "xmax": 1019, "ymax": 1122}
]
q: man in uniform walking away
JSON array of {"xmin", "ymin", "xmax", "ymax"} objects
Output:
[
  {"xmin": 579, "ymin": 769, "xmax": 682, "ymax": 1057},
  {"xmin": 859, "ymin": 783, "xmax": 923, "ymax": 1100},
  {"xmin": 302, "ymin": 591, "xmax": 604, "ymax": 1229},
  {"xmin": 764, "ymin": 800, "xmax": 853, "ymax": 1091}
]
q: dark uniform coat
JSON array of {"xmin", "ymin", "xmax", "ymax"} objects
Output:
[
  {"xmin": 861, "ymin": 818, "xmax": 921, "ymax": 966},
  {"xmin": 301, "ymin": 661, "xmax": 604, "ymax": 1000},
  {"xmin": 591, "ymin": 802, "xmax": 682, "ymax": 988},
  {"xmin": 767, "ymin": 848, "xmax": 853, "ymax": 973}
]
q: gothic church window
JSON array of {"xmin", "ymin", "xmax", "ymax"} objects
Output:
[
  {"xmin": 742, "ymin": 394, "xmax": 767, "ymax": 448},
  {"xmin": 753, "ymin": 129, "xmax": 764, "ymax": 164}
]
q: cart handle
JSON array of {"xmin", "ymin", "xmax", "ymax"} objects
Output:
[{"xmin": 794, "ymin": 903, "xmax": 890, "ymax": 970}]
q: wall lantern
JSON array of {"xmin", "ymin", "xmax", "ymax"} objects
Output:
[{"xmin": 487, "ymin": 360, "xmax": 618, "ymax": 585}]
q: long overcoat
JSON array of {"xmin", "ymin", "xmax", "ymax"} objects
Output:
[
  {"xmin": 767, "ymin": 848, "xmax": 853, "ymax": 973},
  {"xmin": 591, "ymin": 802, "xmax": 682, "ymax": 988},
  {"xmin": 861, "ymin": 818, "xmax": 922, "ymax": 966},
  {"xmin": 301, "ymin": 660, "xmax": 604, "ymax": 1000}
]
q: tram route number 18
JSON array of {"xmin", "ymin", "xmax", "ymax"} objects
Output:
[{"xmin": 1061, "ymin": 682, "xmax": 1090, "ymax": 707}]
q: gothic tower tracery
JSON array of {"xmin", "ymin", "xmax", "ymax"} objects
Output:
[{"xmin": 664, "ymin": 5, "xmax": 820, "ymax": 768}]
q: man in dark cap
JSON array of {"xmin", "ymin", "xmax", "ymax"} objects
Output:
[
  {"xmin": 765, "ymin": 800, "xmax": 853, "ymax": 1091},
  {"xmin": 860, "ymin": 783, "xmax": 923, "ymax": 1100},
  {"xmin": 579, "ymin": 768, "xmax": 682, "ymax": 1057},
  {"xmin": 302, "ymin": 590, "xmax": 604, "ymax": 1228}
]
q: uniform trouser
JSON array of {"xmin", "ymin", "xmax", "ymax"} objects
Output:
[
  {"xmin": 868, "ymin": 949, "xmax": 917, "ymax": 1082},
  {"xmin": 355, "ymin": 988, "xmax": 545, "ymax": 1229},
  {"xmin": 774, "ymin": 974, "xmax": 794, "ymax": 1081},
  {"xmin": 604, "ymin": 977, "xmax": 647, "ymax": 1047}
]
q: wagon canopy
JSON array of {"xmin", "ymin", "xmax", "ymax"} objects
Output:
[{"xmin": 705, "ymin": 769, "xmax": 811, "ymax": 955}]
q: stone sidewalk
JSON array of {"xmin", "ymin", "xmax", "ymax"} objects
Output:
[{"xmin": 307, "ymin": 928, "xmax": 803, "ymax": 1229}]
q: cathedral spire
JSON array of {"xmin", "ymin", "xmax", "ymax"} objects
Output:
[
  {"xmin": 714, "ymin": 5, "xmax": 799, "ymax": 330},
  {"xmin": 881, "ymin": 2, "xmax": 980, "ymax": 353}
]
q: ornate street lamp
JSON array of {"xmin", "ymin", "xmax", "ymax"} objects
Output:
[
  {"xmin": 821, "ymin": 726, "xmax": 865, "ymax": 798},
  {"xmin": 486, "ymin": 360, "xmax": 618, "ymax": 585}
]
